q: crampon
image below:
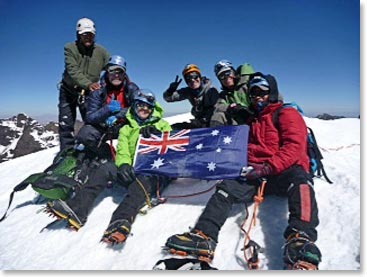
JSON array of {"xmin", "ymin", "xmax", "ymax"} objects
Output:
[
  {"xmin": 162, "ymin": 246, "xmax": 214, "ymax": 263},
  {"xmin": 43, "ymin": 205, "xmax": 82, "ymax": 231},
  {"xmin": 285, "ymin": 260, "xmax": 318, "ymax": 270},
  {"xmin": 101, "ymin": 219, "xmax": 131, "ymax": 246}
]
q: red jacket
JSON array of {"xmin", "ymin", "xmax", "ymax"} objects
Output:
[{"xmin": 247, "ymin": 103, "xmax": 309, "ymax": 175}]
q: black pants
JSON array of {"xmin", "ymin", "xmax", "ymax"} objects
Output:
[
  {"xmin": 266, "ymin": 166, "xmax": 319, "ymax": 241},
  {"xmin": 194, "ymin": 165, "xmax": 319, "ymax": 242},
  {"xmin": 66, "ymin": 161, "xmax": 160, "ymax": 226},
  {"xmin": 58, "ymin": 84, "xmax": 87, "ymax": 152}
]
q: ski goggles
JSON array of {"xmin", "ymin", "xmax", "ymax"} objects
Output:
[
  {"xmin": 185, "ymin": 73, "xmax": 201, "ymax": 82},
  {"xmin": 218, "ymin": 70, "xmax": 235, "ymax": 81}
]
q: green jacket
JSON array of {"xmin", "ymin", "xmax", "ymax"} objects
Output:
[
  {"xmin": 214, "ymin": 62, "xmax": 255, "ymax": 111},
  {"xmin": 62, "ymin": 41, "xmax": 110, "ymax": 91},
  {"xmin": 115, "ymin": 102, "xmax": 172, "ymax": 167}
]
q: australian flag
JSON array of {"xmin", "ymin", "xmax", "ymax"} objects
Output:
[{"xmin": 133, "ymin": 125, "xmax": 249, "ymax": 180}]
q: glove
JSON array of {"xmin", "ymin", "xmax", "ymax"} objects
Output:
[
  {"xmin": 140, "ymin": 125, "xmax": 161, "ymax": 138},
  {"xmin": 166, "ymin": 75, "xmax": 182, "ymax": 93},
  {"xmin": 244, "ymin": 163, "xmax": 273, "ymax": 180},
  {"xmin": 117, "ymin": 164, "xmax": 136, "ymax": 185},
  {"xmin": 226, "ymin": 103, "xmax": 253, "ymax": 120},
  {"xmin": 105, "ymin": 115, "xmax": 117, "ymax": 127},
  {"xmin": 108, "ymin": 100, "xmax": 121, "ymax": 113},
  {"xmin": 190, "ymin": 118, "xmax": 206, "ymax": 128}
]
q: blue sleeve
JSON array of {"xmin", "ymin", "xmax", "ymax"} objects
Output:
[{"xmin": 85, "ymin": 90, "xmax": 111, "ymax": 124}]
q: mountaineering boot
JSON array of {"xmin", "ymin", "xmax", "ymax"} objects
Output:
[
  {"xmin": 283, "ymin": 231, "xmax": 322, "ymax": 270},
  {"xmin": 102, "ymin": 219, "xmax": 131, "ymax": 245},
  {"xmin": 46, "ymin": 200, "xmax": 85, "ymax": 230},
  {"xmin": 165, "ymin": 229, "xmax": 217, "ymax": 262}
]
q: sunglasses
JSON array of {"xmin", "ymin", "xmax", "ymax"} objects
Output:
[
  {"xmin": 80, "ymin": 32, "xmax": 95, "ymax": 38},
  {"xmin": 107, "ymin": 69, "xmax": 125, "ymax": 78},
  {"xmin": 185, "ymin": 73, "xmax": 200, "ymax": 82},
  {"xmin": 136, "ymin": 102, "xmax": 153, "ymax": 110},
  {"xmin": 218, "ymin": 70, "xmax": 234, "ymax": 81},
  {"xmin": 248, "ymin": 89, "xmax": 269, "ymax": 99},
  {"xmin": 108, "ymin": 68, "xmax": 124, "ymax": 74}
]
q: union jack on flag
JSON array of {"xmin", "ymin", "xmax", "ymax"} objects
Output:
[
  {"xmin": 137, "ymin": 129, "xmax": 190, "ymax": 155},
  {"xmin": 133, "ymin": 125, "xmax": 250, "ymax": 180}
]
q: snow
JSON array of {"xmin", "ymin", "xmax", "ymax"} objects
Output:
[{"xmin": 0, "ymin": 114, "xmax": 361, "ymax": 271}]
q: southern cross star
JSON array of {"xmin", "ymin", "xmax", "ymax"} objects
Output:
[
  {"xmin": 196, "ymin": 143, "xmax": 203, "ymax": 150},
  {"xmin": 211, "ymin": 129, "xmax": 220, "ymax": 136},
  {"xmin": 223, "ymin": 136, "xmax": 232, "ymax": 144},
  {"xmin": 207, "ymin": 162, "xmax": 216, "ymax": 171},
  {"xmin": 151, "ymin": 157, "xmax": 165, "ymax": 169}
]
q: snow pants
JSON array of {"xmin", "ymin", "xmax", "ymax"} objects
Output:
[
  {"xmin": 194, "ymin": 165, "xmax": 319, "ymax": 242},
  {"xmin": 66, "ymin": 161, "xmax": 163, "ymax": 226},
  {"xmin": 58, "ymin": 84, "xmax": 87, "ymax": 152}
]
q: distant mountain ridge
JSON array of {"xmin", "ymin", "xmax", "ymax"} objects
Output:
[
  {"xmin": 315, "ymin": 113, "xmax": 346, "ymax": 120},
  {"xmin": 0, "ymin": 112, "xmax": 351, "ymax": 163},
  {"xmin": 0, "ymin": 113, "xmax": 60, "ymax": 163}
]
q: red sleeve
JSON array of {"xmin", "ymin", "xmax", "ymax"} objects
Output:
[{"xmin": 267, "ymin": 108, "xmax": 309, "ymax": 174}]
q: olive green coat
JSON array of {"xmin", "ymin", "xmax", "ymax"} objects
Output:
[{"xmin": 62, "ymin": 41, "xmax": 110, "ymax": 90}]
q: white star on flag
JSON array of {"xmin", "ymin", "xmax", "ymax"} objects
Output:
[
  {"xmin": 196, "ymin": 143, "xmax": 203, "ymax": 150},
  {"xmin": 211, "ymin": 130, "xmax": 219, "ymax": 136},
  {"xmin": 216, "ymin": 148, "xmax": 222, "ymax": 153},
  {"xmin": 207, "ymin": 162, "xmax": 216, "ymax": 171},
  {"xmin": 223, "ymin": 136, "xmax": 232, "ymax": 144},
  {"xmin": 151, "ymin": 157, "xmax": 165, "ymax": 169}
]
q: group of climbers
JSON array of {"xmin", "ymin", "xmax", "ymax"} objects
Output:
[{"xmin": 48, "ymin": 17, "xmax": 322, "ymax": 270}]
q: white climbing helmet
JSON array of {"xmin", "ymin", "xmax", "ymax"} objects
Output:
[{"xmin": 76, "ymin": 18, "xmax": 96, "ymax": 35}]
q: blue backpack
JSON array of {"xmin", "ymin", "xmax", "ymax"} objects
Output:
[{"xmin": 272, "ymin": 102, "xmax": 333, "ymax": 184}]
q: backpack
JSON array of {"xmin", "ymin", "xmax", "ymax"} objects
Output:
[
  {"xmin": 272, "ymin": 102, "xmax": 333, "ymax": 184},
  {"xmin": 0, "ymin": 147, "xmax": 89, "ymax": 222}
]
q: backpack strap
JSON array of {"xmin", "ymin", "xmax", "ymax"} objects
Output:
[
  {"xmin": 0, "ymin": 172, "xmax": 45, "ymax": 222},
  {"xmin": 272, "ymin": 105, "xmax": 285, "ymax": 129},
  {"xmin": 307, "ymin": 127, "xmax": 333, "ymax": 184}
]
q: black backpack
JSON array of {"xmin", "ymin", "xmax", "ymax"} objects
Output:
[{"xmin": 272, "ymin": 102, "xmax": 333, "ymax": 184}]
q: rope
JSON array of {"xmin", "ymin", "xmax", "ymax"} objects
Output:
[
  {"xmin": 319, "ymin": 143, "xmax": 360, "ymax": 152},
  {"xmin": 161, "ymin": 180, "xmax": 220, "ymax": 200},
  {"xmin": 135, "ymin": 177, "xmax": 152, "ymax": 209},
  {"xmin": 240, "ymin": 179, "xmax": 267, "ymax": 270}
]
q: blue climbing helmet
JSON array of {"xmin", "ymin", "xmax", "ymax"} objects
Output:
[
  {"xmin": 134, "ymin": 89, "xmax": 156, "ymax": 108},
  {"xmin": 106, "ymin": 55, "xmax": 127, "ymax": 72}
]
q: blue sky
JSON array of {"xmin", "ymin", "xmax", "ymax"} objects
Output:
[{"xmin": 0, "ymin": 0, "xmax": 360, "ymax": 121}]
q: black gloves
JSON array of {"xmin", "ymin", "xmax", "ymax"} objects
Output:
[
  {"xmin": 117, "ymin": 164, "xmax": 136, "ymax": 185},
  {"xmin": 166, "ymin": 75, "xmax": 182, "ymax": 94},
  {"xmin": 226, "ymin": 103, "xmax": 253, "ymax": 120},
  {"xmin": 140, "ymin": 125, "xmax": 161, "ymax": 138}
]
